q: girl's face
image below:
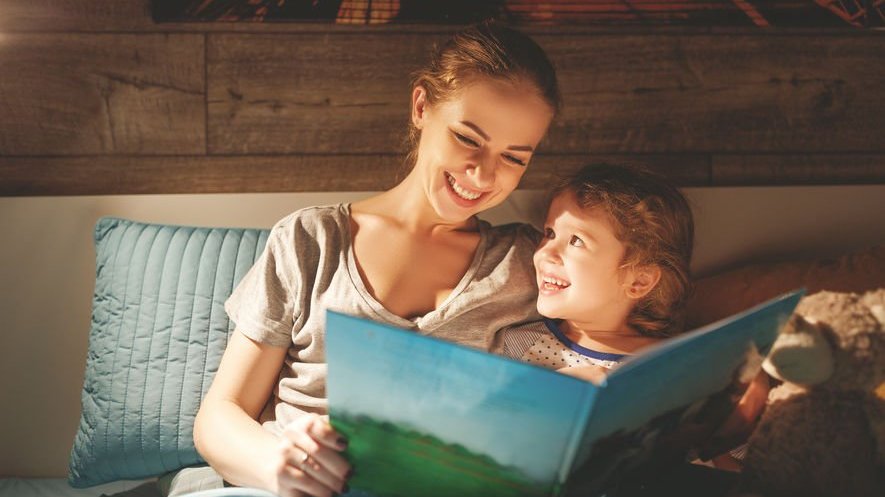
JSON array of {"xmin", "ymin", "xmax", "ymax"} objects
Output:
[
  {"xmin": 411, "ymin": 79, "xmax": 553, "ymax": 223},
  {"xmin": 533, "ymin": 191, "xmax": 635, "ymax": 331}
]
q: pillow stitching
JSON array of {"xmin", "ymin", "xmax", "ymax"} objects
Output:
[
  {"xmin": 191, "ymin": 229, "xmax": 226, "ymax": 458},
  {"xmin": 156, "ymin": 226, "xmax": 188, "ymax": 472},
  {"xmin": 102, "ymin": 221, "xmax": 148, "ymax": 483},
  {"xmin": 135, "ymin": 225, "xmax": 176, "ymax": 476},
  {"xmin": 74, "ymin": 217, "xmax": 120, "ymax": 484},
  {"xmin": 198, "ymin": 229, "xmax": 241, "ymax": 397},
  {"xmin": 175, "ymin": 229, "xmax": 212, "ymax": 469},
  {"xmin": 118, "ymin": 226, "xmax": 162, "ymax": 477}
]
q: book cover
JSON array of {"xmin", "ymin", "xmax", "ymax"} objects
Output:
[{"xmin": 325, "ymin": 289, "xmax": 805, "ymax": 497}]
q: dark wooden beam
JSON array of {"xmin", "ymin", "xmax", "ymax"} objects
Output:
[
  {"xmin": 7, "ymin": 153, "xmax": 885, "ymax": 197},
  {"xmin": 712, "ymin": 154, "xmax": 885, "ymax": 185}
]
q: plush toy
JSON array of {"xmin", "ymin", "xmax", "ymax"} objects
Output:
[{"xmin": 739, "ymin": 289, "xmax": 885, "ymax": 497}]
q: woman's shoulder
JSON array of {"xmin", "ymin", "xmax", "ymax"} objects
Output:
[
  {"xmin": 482, "ymin": 221, "xmax": 542, "ymax": 248},
  {"xmin": 262, "ymin": 204, "xmax": 351, "ymax": 260},
  {"xmin": 270, "ymin": 203, "xmax": 349, "ymax": 236}
]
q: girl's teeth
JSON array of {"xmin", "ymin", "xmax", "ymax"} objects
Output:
[
  {"xmin": 447, "ymin": 174, "xmax": 481, "ymax": 201},
  {"xmin": 542, "ymin": 277, "xmax": 569, "ymax": 288}
]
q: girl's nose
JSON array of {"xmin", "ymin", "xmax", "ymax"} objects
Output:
[{"xmin": 535, "ymin": 240, "xmax": 562, "ymax": 264}]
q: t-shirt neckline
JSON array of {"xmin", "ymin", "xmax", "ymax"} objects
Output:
[
  {"xmin": 544, "ymin": 318, "xmax": 627, "ymax": 362},
  {"xmin": 341, "ymin": 202, "xmax": 489, "ymax": 327}
]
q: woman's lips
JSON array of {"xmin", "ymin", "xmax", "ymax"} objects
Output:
[{"xmin": 445, "ymin": 172, "xmax": 486, "ymax": 206}]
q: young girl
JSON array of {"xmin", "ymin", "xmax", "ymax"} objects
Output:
[
  {"xmin": 191, "ymin": 22, "xmax": 560, "ymax": 497},
  {"xmin": 499, "ymin": 164, "xmax": 769, "ymax": 481},
  {"xmin": 499, "ymin": 164, "xmax": 695, "ymax": 383}
]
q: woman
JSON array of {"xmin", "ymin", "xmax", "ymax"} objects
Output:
[{"xmin": 192, "ymin": 22, "xmax": 560, "ymax": 497}]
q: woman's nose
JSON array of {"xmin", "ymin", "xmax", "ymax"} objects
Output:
[{"xmin": 466, "ymin": 157, "xmax": 495, "ymax": 189}]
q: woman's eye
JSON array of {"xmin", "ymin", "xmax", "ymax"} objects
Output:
[
  {"xmin": 544, "ymin": 227, "xmax": 555, "ymax": 239},
  {"xmin": 569, "ymin": 235, "xmax": 585, "ymax": 247},
  {"xmin": 454, "ymin": 132, "xmax": 479, "ymax": 148},
  {"xmin": 503, "ymin": 154, "xmax": 527, "ymax": 167}
]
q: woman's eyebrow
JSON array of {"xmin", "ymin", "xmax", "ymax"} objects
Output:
[
  {"xmin": 460, "ymin": 121, "xmax": 490, "ymax": 140},
  {"xmin": 461, "ymin": 120, "xmax": 534, "ymax": 152}
]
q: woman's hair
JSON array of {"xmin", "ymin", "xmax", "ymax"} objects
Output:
[
  {"xmin": 405, "ymin": 21, "xmax": 560, "ymax": 166},
  {"xmin": 552, "ymin": 164, "xmax": 695, "ymax": 337}
]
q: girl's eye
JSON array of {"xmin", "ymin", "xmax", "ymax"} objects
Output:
[
  {"xmin": 544, "ymin": 227, "xmax": 555, "ymax": 239},
  {"xmin": 569, "ymin": 235, "xmax": 585, "ymax": 248},
  {"xmin": 454, "ymin": 132, "xmax": 480, "ymax": 148},
  {"xmin": 503, "ymin": 154, "xmax": 527, "ymax": 167}
]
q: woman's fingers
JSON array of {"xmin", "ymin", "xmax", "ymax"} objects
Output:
[
  {"xmin": 284, "ymin": 429, "xmax": 350, "ymax": 486},
  {"xmin": 276, "ymin": 462, "xmax": 336, "ymax": 497},
  {"xmin": 313, "ymin": 415, "xmax": 350, "ymax": 451},
  {"xmin": 280, "ymin": 414, "xmax": 351, "ymax": 493},
  {"xmin": 287, "ymin": 446, "xmax": 347, "ymax": 495}
]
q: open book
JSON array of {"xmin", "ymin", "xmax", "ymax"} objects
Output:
[{"xmin": 325, "ymin": 289, "xmax": 804, "ymax": 497}]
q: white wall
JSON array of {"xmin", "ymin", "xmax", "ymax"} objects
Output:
[{"xmin": 1, "ymin": 186, "xmax": 883, "ymax": 477}]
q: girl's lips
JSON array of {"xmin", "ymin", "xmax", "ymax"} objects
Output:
[{"xmin": 538, "ymin": 273, "xmax": 570, "ymax": 295}]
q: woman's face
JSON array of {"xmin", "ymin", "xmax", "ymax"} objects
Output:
[{"xmin": 411, "ymin": 79, "xmax": 554, "ymax": 223}]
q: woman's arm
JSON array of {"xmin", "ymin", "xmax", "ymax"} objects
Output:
[{"xmin": 194, "ymin": 331, "xmax": 349, "ymax": 497}]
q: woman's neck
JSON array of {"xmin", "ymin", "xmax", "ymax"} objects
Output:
[{"xmin": 354, "ymin": 172, "xmax": 477, "ymax": 236}]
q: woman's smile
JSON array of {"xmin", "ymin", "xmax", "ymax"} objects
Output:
[{"xmin": 445, "ymin": 172, "xmax": 486, "ymax": 204}]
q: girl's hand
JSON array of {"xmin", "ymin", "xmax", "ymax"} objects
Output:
[
  {"xmin": 557, "ymin": 364, "xmax": 609, "ymax": 384},
  {"xmin": 266, "ymin": 413, "xmax": 351, "ymax": 497},
  {"xmin": 697, "ymin": 369, "xmax": 772, "ymax": 461}
]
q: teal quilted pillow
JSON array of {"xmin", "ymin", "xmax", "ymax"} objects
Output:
[{"xmin": 69, "ymin": 217, "xmax": 270, "ymax": 487}]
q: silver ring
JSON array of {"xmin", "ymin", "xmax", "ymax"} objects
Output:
[{"xmin": 298, "ymin": 450, "xmax": 311, "ymax": 468}]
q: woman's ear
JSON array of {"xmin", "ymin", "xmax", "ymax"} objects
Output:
[
  {"xmin": 411, "ymin": 86, "xmax": 428, "ymax": 129},
  {"xmin": 624, "ymin": 265, "xmax": 662, "ymax": 300}
]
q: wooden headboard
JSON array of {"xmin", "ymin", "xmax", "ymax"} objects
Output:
[{"xmin": 1, "ymin": 1, "xmax": 883, "ymax": 196}]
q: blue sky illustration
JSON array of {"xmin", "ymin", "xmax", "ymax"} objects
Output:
[{"xmin": 325, "ymin": 311, "xmax": 595, "ymax": 484}]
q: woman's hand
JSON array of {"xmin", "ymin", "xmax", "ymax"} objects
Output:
[{"xmin": 266, "ymin": 413, "xmax": 351, "ymax": 497}]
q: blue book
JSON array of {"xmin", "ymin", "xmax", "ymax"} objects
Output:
[{"xmin": 325, "ymin": 289, "xmax": 805, "ymax": 497}]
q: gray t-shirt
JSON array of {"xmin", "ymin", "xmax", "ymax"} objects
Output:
[{"xmin": 224, "ymin": 203, "xmax": 541, "ymax": 436}]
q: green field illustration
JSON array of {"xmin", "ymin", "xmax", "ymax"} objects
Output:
[{"xmin": 332, "ymin": 414, "xmax": 554, "ymax": 497}]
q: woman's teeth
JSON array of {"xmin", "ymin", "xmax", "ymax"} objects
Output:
[
  {"xmin": 447, "ymin": 173, "xmax": 481, "ymax": 201},
  {"xmin": 542, "ymin": 276, "xmax": 570, "ymax": 289}
]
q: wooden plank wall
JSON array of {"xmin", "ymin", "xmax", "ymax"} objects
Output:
[{"xmin": 1, "ymin": 0, "xmax": 883, "ymax": 195}]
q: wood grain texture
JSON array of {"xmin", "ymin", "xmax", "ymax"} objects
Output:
[
  {"xmin": 0, "ymin": 154, "xmax": 706, "ymax": 195},
  {"xmin": 537, "ymin": 33, "xmax": 885, "ymax": 154},
  {"xmin": 0, "ymin": 34, "xmax": 205, "ymax": 155},
  {"xmin": 0, "ymin": 0, "xmax": 153, "ymax": 32},
  {"xmin": 207, "ymin": 33, "xmax": 885, "ymax": 155},
  {"xmin": 0, "ymin": 155, "xmax": 402, "ymax": 195},
  {"xmin": 712, "ymin": 154, "xmax": 885, "ymax": 185},
  {"xmin": 4, "ymin": 153, "xmax": 881, "ymax": 196},
  {"xmin": 1, "ymin": 8, "xmax": 884, "ymax": 193},
  {"xmin": 207, "ymin": 33, "xmax": 441, "ymax": 154}
]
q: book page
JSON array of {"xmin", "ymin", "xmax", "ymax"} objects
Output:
[
  {"xmin": 563, "ymin": 290, "xmax": 804, "ymax": 496},
  {"xmin": 325, "ymin": 311, "xmax": 598, "ymax": 497}
]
